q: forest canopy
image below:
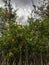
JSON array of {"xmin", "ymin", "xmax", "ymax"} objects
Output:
[{"xmin": 0, "ymin": 0, "xmax": 49, "ymax": 65}]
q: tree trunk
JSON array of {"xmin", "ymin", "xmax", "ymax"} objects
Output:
[
  {"xmin": 33, "ymin": 58, "xmax": 36, "ymax": 65},
  {"xmin": 26, "ymin": 45, "xmax": 28, "ymax": 65},
  {"xmin": 2, "ymin": 50, "xmax": 4, "ymax": 65},
  {"xmin": 45, "ymin": 59, "xmax": 48, "ymax": 65},
  {"xmin": 40, "ymin": 53, "xmax": 43, "ymax": 65},
  {"xmin": 19, "ymin": 46, "xmax": 22, "ymax": 65}
]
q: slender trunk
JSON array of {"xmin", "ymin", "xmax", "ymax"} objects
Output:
[
  {"xmin": 34, "ymin": 58, "xmax": 36, "ymax": 65},
  {"xmin": 0, "ymin": 51, "xmax": 2, "ymax": 65},
  {"xmin": 7, "ymin": 54, "xmax": 9, "ymax": 65},
  {"xmin": 13, "ymin": 59, "xmax": 16, "ymax": 65},
  {"xmin": 6, "ymin": 52, "xmax": 9, "ymax": 65},
  {"xmin": 45, "ymin": 59, "xmax": 47, "ymax": 65},
  {"xmin": 19, "ymin": 46, "xmax": 22, "ymax": 65},
  {"xmin": 30, "ymin": 61, "xmax": 33, "ymax": 65},
  {"xmin": 40, "ymin": 53, "xmax": 43, "ymax": 65},
  {"xmin": 32, "ymin": 53, "xmax": 36, "ymax": 65},
  {"xmin": 26, "ymin": 45, "xmax": 28, "ymax": 65},
  {"xmin": 2, "ymin": 50, "xmax": 4, "ymax": 65}
]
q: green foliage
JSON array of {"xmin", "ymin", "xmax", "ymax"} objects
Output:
[{"xmin": 0, "ymin": 2, "xmax": 49, "ymax": 65}]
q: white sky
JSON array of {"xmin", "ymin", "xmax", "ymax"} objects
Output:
[
  {"xmin": 0, "ymin": 0, "xmax": 33, "ymax": 24},
  {"xmin": 0, "ymin": 0, "xmax": 48, "ymax": 24}
]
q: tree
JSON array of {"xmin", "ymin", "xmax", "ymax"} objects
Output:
[{"xmin": 0, "ymin": 0, "xmax": 49, "ymax": 65}]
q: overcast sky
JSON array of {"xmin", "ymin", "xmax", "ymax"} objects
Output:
[
  {"xmin": 0, "ymin": 0, "xmax": 48, "ymax": 24},
  {"xmin": 0, "ymin": 0, "xmax": 33, "ymax": 7},
  {"xmin": 0, "ymin": 0, "xmax": 33, "ymax": 24}
]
